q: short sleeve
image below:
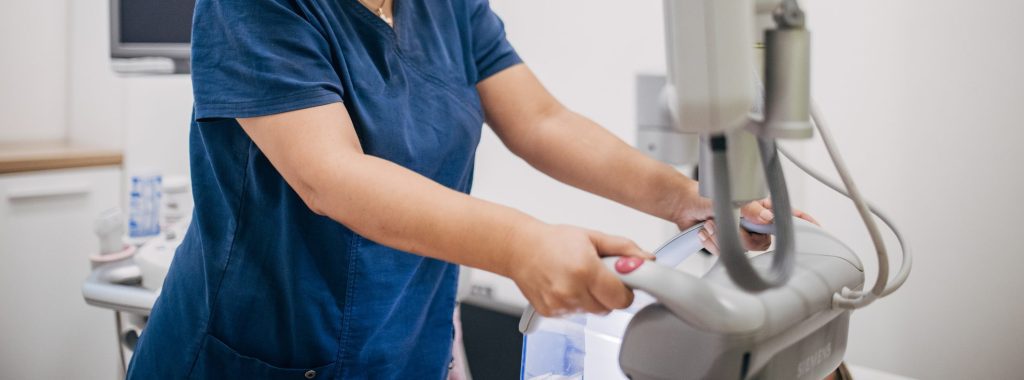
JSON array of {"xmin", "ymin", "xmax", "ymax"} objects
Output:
[
  {"xmin": 190, "ymin": 0, "xmax": 343, "ymax": 120},
  {"xmin": 467, "ymin": 0, "xmax": 522, "ymax": 82}
]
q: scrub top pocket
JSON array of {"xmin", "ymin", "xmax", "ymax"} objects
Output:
[{"xmin": 190, "ymin": 334, "xmax": 338, "ymax": 380}]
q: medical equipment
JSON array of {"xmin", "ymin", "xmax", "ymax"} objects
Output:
[
  {"xmin": 95, "ymin": 208, "xmax": 128, "ymax": 255},
  {"xmin": 522, "ymin": 219, "xmax": 862, "ymax": 380},
  {"xmin": 520, "ymin": 0, "xmax": 912, "ymax": 378},
  {"xmin": 82, "ymin": 175, "xmax": 193, "ymax": 372},
  {"xmin": 82, "ymin": 214, "xmax": 189, "ymax": 370}
]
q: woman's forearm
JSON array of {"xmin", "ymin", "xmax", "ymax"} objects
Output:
[
  {"xmin": 508, "ymin": 107, "xmax": 701, "ymax": 223},
  {"xmin": 477, "ymin": 65, "xmax": 701, "ymax": 224},
  {"xmin": 305, "ymin": 151, "xmax": 543, "ymax": 277}
]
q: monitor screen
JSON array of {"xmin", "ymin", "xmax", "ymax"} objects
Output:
[{"xmin": 118, "ymin": 0, "xmax": 196, "ymax": 44}]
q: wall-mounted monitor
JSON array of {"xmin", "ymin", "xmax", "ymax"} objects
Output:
[{"xmin": 110, "ymin": 0, "xmax": 196, "ymax": 74}]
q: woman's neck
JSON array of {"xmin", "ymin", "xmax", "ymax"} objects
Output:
[{"xmin": 359, "ymin": 0, "xmax": 394, "ymax": 26}]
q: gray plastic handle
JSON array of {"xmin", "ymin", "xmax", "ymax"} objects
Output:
[
  {"xmin": 518, "ymin": 220, "xmax": 774, "ymax": 334},
  {"xmin": 519, "ymin": 223, "xmax": 703, "ymax": 334},
  {"xmin": 600, "ymin": 257, "xmax": 764, "ymax": 333},
  {"xmin": 81, "ymin": 260, "xmax": 159, "ymax": 315},
  {"xmin": 740, "ymin": 218, "xmax": 775, "ymax": 235}
]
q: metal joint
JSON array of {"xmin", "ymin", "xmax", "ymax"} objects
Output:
[{"xmin": 773, "ymin": 0, "xmax": 806, "ymax": 28}]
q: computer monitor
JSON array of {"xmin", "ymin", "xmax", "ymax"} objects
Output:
[{"xmin": 110, "ymin": 0, "xmax": 196, "ymax": 73}]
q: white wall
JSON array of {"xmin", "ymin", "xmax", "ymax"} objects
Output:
[
  {"xmin": 489, "ymin": 1, "xmax": 1024, "ymax": 379},
  {"xmin": 0, "ymin": 0, "xmax": 69, "ymax": 142},
  {"xmin": 799, "ymin": 1, "xmax": 1024, "ymax": 379},
  {"xmin": 69, "ymin": 0, "xmax": 193, "ymax": 178},
  {"xmin": 67, "ymin": 0, "xmax": 124, "ymax": 149},
  {"xmin": 478, "ymin": 0, "xmax": 675, "ymax": 251}
]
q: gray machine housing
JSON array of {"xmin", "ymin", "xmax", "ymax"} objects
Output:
[{"xmin": 608, "ymin": 220, "xmax": 863, "ymax": 380}]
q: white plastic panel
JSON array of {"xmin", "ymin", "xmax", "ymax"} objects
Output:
[{"xmin": 663, "ymin": 0, "xmax": 756, "ymax": 134}]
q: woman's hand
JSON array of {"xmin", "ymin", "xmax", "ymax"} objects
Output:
[
  {"xmin": 674, "ymin": 197, "xmax": 819, "ymax": 255},
  {"xmin": 507, "ymin": 223, "xmax": 653, "ymax": 317}
]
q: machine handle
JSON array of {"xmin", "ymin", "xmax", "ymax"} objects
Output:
[
  {"xmin": 518, "ymin": 303, "xmax": 541, "ymax": 334},
  {"xmin": 6, "ymin": 183, "xmax": 91, "ymax": 202},
  {"xmin": 519, "ymin": 220, "xmax": 773, "ymax": 334},
  {"xmin": 82, "ymin": 260, "xmax": 159, "ymax": 316},
  {"xmin": 601, "ymin": 257, "xmax": 763, "ymax": 333},
  {"xmin": 740, "ymin": 218, "xmax": 775, "ymax": 235},
  {"xmin": 519, "ymin": 224, "xmax": 703, "ymax": 334},
  {"xmin": 520, "ymin": 257, "xmax": 763, "ymax": 334}
]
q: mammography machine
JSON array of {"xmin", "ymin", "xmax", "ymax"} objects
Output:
[{"xmin": 520, "ymin": 0, "xmax": 912, "ymax": 379}]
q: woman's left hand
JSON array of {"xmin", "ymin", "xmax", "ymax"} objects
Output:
[{"xmin": 675, "ymin": 197, "xmax": 819, "ymax": 255}]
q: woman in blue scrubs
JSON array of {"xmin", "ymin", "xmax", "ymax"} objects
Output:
[{"xmin": 127, "ymin": 0, "xmax": 807, "ymax": 378}]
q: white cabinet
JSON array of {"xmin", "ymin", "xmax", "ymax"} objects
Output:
[{"xmin": 0, "ymin": 166, "xmax": 122, "ymax": 380}]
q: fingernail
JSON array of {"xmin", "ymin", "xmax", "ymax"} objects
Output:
[
  {"xmin": 760, "ymin": 209, "xmax": 775, "ymax": 222},
  {"xmin": 698, "ymin": 231, "xmax": 708, "ymax": 242},
  {"xmin": 705, "ymin": 224, "xmax": 715, "ymax": 236}
]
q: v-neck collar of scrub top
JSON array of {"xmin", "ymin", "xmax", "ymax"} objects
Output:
[{"xmin": 347, "ymin": 0, "xmax": 402, "ymax": 43}]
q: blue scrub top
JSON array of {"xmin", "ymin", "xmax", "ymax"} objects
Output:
[{"xmin": 126, "ymin": 0, "xmax": 520, "ymax": 378}]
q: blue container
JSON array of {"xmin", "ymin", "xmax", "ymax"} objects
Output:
[
  {"xmin": 519, "ymin": 297, "xmax": 657, "ymax": 380},
  {"xmin": 128, "ymin": 174, "xmax": 162, "ymax": 238}
]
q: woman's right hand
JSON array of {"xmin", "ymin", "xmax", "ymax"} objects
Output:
[{"xmin": 506, "ymin": 223, "xmax": 654, "ymax": 317}]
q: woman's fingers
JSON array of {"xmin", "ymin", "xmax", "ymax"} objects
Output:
[
  {"xmin": 589, "ymin": 265, "xmax": 634, "ymax": 310},
  {"xmin": 792, "ymin": 208, "xmax": 821, "ymax": 226},
  {"xmin": 759, "ymin": 198, "xmax": 820, "ymax": 226},
  {"xmin": 696, "ymin": 199, "xmax": 820, "ymax": 254},
  {"xmin": 584, "ymin": 233, "xmax": 636, "ymax": 311},
  {"xmin": 515, "ymin": 225, "xmax": 641, "ymax": 318},
  {"xmin": 738, "ymin": 202, "xmax": 774, "ymax": 251},
  {"xmin": 699, "ymin": 221, "xmax": 721, "ymax": 255},
  {"xmin": 575, "ymin": 289, "xmax": 611, "ymax": 315},
  {"xmin": 586, "ymin": 230, "xmax": 654, "ymax": 260},
  {"xmin": 533, "ymin": 286, "xmax": 604, "ymax": 317},
  {"xmin": 740, "ymin": 200, "xmax": 775, "ymax": 224},
  {"xmin": 701, "ymin": 220, "xmax": 770, "ymax": 253}
]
